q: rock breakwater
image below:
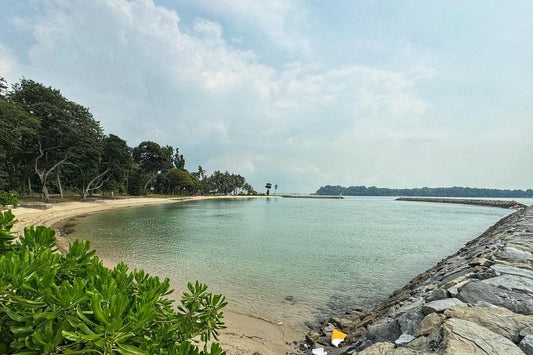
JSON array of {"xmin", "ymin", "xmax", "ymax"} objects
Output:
[
  {"xmin": 300, "ymin": 206, "xmax": 533, "ymax": 354},
  {"xmin": 396, "ymin": 197, "xmax": 527, "ymax": 210}
]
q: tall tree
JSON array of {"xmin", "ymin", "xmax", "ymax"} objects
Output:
[
  {"xmin": 0, "ymin": 80, "xmax": 39, "ymax": 192},
  {"xmin": 132, "ymin": 141, "xmax": 167, "ymax": 193},
  {"xmin": 10, "ymin": 79, "xmax": 103, "ymax": 201},
  {"xmin": 81, "ymin": 134, "xmax": 132, "ymax": 200}
]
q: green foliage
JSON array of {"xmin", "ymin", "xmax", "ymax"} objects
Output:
[
  {"xmin": 0, "ymin": 190, "xmax": 19, "ymax": 207},
  {"xmin": 316, "ymin": 185, "xmax": 533, "ymax": 198},
  {"xmin": 0, "ymin": 210, "xmax": 227, "ymax": 354}
]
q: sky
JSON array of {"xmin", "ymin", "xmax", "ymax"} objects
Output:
[{"xmin": 1, "ymin": 0, "xmax": 532, "ymax": 193}]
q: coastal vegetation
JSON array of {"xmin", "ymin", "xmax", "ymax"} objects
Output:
[
  {"xmin": 0, "ymin": 210, "xmax": 227, "ymax": 354},
  {"xmin": 0, "ymin": 77, "xmax": 256, "ymax": 202},
  {"xmin": 316, "ymin": 185, "xmax": 533, "ymax": 198}
]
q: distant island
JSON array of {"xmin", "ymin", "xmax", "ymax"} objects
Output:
[{"xmin": 315, "ymin": 185, "xmax": 533, "ymax": 198}]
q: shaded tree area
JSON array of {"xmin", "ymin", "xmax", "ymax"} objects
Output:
[
  {"xmin": 316, "ymin": 185, "xmax": 533, "ymax": 198},
  {"xmin": 0, "ymin": 77, "xmax": 256, "ymax": 200}
]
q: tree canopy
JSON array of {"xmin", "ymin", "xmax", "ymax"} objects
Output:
[{"xmin": 0, "ymin": 77, "xmax": 256, "ymax": 200}]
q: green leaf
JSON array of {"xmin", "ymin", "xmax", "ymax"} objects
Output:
[{"xmin": 116, "ymin": 343, "xmax": 148, "ymax": 355}]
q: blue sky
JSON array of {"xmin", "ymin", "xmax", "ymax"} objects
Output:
[{"xmin": 1, "ymin": 0, "xmax": 532, "ymax": 193}]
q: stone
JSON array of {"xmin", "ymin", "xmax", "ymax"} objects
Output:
[
  {"xmin": 482, "ymin": 274, "xmax": 533, "ymax": 294},
  {"xmin": 394, "ymin": 333, "xmax": 415, "ymax": 346},
  {"xmin": 491, "ymin": 263, "xmax": 533, "ymax": 279},
  {"xmin": 426, "ymin": 288, "xmax": 448, "ymax": 302},
  {"xmin": 441, "ymin": 318, "xmax": 524, "ymax": 354},
  {"xmin": 329, "ymin": 316, "xmax": 356, "ymax": 330},
  {"xmin": 496, "ymin": 246, "xmax": 533, "ymax": 262},
  {"xmin": 306, "ymin": 331, "xmax": 322, "ymax": 343},
  {"xmin": 446, "ymin": 279, "xmax": 470, "ymax": 298},
  {"xmin": 397, "ymin": 308, "xmax": 425, "ymax": 335},
  {"xmin": 358, "ymin": 342, "xmax": 394, "ymax": 354},
  {"xmin": 519, "ymin": 334, "xmax": 533, "ymax": 355},
  {"xmin": 444, "ymin": 306, "xmax": 533, "ymax": 343},
  {"xmin": 457, "ymin": 280, "xmax": 533, "ymax": 315},
  {"xmin": 366, "ymin": 317, "xmax": 401, "ymax": 343},
  {"xmin": 417, "ymin": 313, "xmax": 446, "ymax": 336},
  {"xmin": 468, "ymin": 257, "xmax": 492, "ymax": 267},
  {"xmin": 422, "ymin": 298, "xmax": 465, "ymax": 315}
]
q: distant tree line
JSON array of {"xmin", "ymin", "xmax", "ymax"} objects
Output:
[
  {"xmin": 0, "ymin": 77, "xmax": 256, "ymax": 200},
  {"xmin": 316, "ymin": 185, "xmax": 533, "ymax": 198}
]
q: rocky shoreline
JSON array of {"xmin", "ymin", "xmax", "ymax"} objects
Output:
[
  {"xmin": 298, "ymin": 205, "xmax": 533, "ymax": 354},
  {"xmin": 396, "ymin": 197, "xmax": 527, "ymax": 210}
]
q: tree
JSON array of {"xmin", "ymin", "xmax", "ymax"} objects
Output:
[
  {"xmin": 10, "ymin": 79, "xmax": 104, "ymax": 201},
  {"xmin": 132, "ymin": 141, "xmax": 167, "ymax": 193},
  {"xmin": 81, "ymin": 134, "xmax": 132, "ymax": 200},
  {"xmin": 0, "ymin": 83, "xmax": 39, "ymax": 192},
  {"xmin": 173, "ymin": 147, "xmax": 185, "ymax": 169}
]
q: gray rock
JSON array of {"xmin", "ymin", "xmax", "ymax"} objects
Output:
[
  {"xmin": 519, "ymin": 334, "xmax": 533, "ymax": 355},
  {"xmin": 457, "ymin": 280, "xmax": 533, "ymax": 315},
  {"xmin": 446, "ymin": 279, "xmax": 470, "ymax": 298},
  {"xmin": 394, "ymin": 333, "xmax": 415, "ymax": 346},
  {"xmin": 426, "ymin": 288, "xmax": 448, "ymax": 302},
  {"xmin": 482, "ymin": 274, "xmax": 533, "ymax": 294},
  {"xmin": 422, "ymin": 298, "xmax": 465, "ymax": 315},
  {"xmin": 366, "ymin": 317, "xmax": 401, "ymax": 343},
  {"xmin": 444, "ymin": 306, "xmax": 533, "ymax": 343},
  {"xmin": 491, "ymin": 263, "xmax": 533, "ymax": 279},
  {"xmin": 397, "ymin": 308, "xmax": 425, "ymax": 335},
  {"xmin": 440, "ymin": 318, "xmax": 524, "ymax": 354},
  {"xmin": 497, "ymin": 246, "xmax": 533, "ymax": 262}
]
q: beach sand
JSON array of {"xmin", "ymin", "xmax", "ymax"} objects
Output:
[{"xmin": 10, "ymin": 196, "xmax": 297, "ymax": 355}]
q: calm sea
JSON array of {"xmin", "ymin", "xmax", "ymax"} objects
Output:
[{"xmin": 65, "ymin": 197, "xmax": 531, "ymax": 329}]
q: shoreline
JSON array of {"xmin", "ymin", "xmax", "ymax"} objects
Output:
[
  {"xmin": 10, "ymin": 195, "xmax": 296, "ymax": 355},
  {"xmin": 301, "ymin": 206, "xmax": 533, "ymax": 353}
]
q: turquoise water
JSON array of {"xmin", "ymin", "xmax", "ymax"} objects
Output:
[{"xmin": 65, "ymin": 197, "xmax": 522, "ymax": 328}]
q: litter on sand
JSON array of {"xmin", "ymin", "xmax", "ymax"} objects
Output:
[
  {"xmin": 311, "ymin": 348, "xmax": 327, "ymax": 355},
  {"xmin": 331, "ymin": 328, "xmax": 347, "ymax": 347}
]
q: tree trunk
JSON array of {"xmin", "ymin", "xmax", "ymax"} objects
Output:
[
  {"xmin": 82, "ymin": 169, "xmax": 110, "ymax": 201},
  {"xmin": 56, "ymin": 165, "xmax": 63, "ymax": 198}
]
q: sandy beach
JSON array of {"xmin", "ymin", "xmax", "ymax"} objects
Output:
[{"xmin": 9, "ymin": 196, "xmax": 296, "ymax": 355}]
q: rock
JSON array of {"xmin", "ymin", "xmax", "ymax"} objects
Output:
[
  {"xmin": 496, "ymin": 246, "xmax": 533, "ymax": 262},
  {"xmin": 394, "ymin": 333, "xmax": 415, "ymax": 346},
  {"xmin": 469, "ymin": 257, "xmax": 492, "ymax": 267},
  {"xmin": 519, "ymin": 335, "xmax": 533, "ymax": 355},
  {"xmin": 482, "ymin": 274, "xmax": 533, "ymax": 294},
  {"xmin": 329, "ymin": 316, "xmax": 356, "ymax": 330},
  {"xmin": 366, "ymin": 317, "xmax": 401, "ymax": 343},
  {"xmin": 425, "ymin": 284, "xmax": 436, "ymax": 291},
  {"xmin": 426, "ymin": 288, "xmax": 448, "ymax": 302},
  {"xmin": 491, "ymin": 263, "xmax": 533, "ymax": 279},
  {"xmin": 306, "ymin": 331, "xmax": 322, "ymax": 343},
  {"xmin": 397, "ymin": 308, "xmax": 425, "ymax": 335},
  {"xmin": 444, "ymin": 306, "xmax": 533, "ymax": 343},
  {"xmin": 422, "ymin": 298, "xmax": 465, "ymax": 315},
  {"xmin": 457, "ymin": 280, "xmax": 533, "ymax": 314},
  {"xmin": 417, "ymin": 313, "xmax": 446, "ymax": 336},
  {"xmin": 440, "ymin": 318, "xmax": 524, "ymax": 354},
  {"xmin": 358, "ymin": 342, "xmax": 394, "ymax": 354},
  {"xmin": 521, "ymin": 326, "xmax": 533, "ymax": 337},
  {"xmin": 446, "ymin": 279, "xmax": 470, "ymax": 298}
]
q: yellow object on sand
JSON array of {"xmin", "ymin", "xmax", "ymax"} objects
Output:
[{"xmin": 331, "ymin": 328, "xmax": 347, "ymax": 347}]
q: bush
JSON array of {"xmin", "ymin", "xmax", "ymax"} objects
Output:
[
  {"xmin": 0, "ymin": 190, "xmax": 18, "ymax": 208},
  {"xmin": 0, "ymin": 210, "xmax": 227, "ymax": 354}
]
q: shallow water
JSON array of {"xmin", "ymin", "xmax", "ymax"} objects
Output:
[{"xmin": 65, "ymin": 197, "xmax": 524, "ymax": 328}]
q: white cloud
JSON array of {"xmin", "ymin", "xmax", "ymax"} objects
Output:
[
  {"xmin": 0, "ymin": 43, "xmax": 18, "ymax": 81},
  {"xmin": 4, "ymin": 0, "xmax": 531, "ymax": 192}
]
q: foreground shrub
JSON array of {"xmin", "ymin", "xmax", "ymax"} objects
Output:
[
  {"xmin": 0, "ymin": 191, "xmax": 18, "ymax": 208},
  {"xmin": 0, "ymin": 210, "xmax": 227, "ymax": 354}
]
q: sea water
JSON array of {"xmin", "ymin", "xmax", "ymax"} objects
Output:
[{"xmin": 65, "ymin": 197, "xmax": 527, "ymax": 328}]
